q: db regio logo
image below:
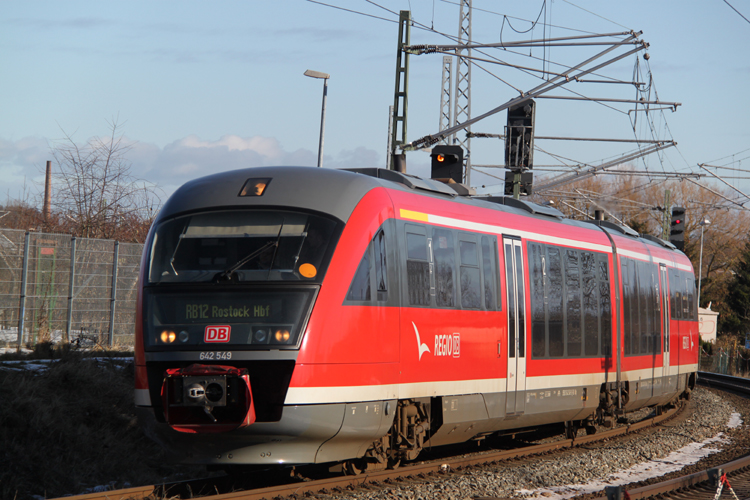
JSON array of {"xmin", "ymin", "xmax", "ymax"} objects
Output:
[{"xmin": 205, "ymin": 325, "xmax": 231, "ymax": 343}]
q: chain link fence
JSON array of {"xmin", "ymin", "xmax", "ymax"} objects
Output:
[
  {"xmin": 700, "ymin": 345, "xmax": 750, "ymax": 378},
  {"xmin": 0, "ymin": 229, "xmax": 143, "ymax": 350}
]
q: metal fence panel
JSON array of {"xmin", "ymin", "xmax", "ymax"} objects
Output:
[
  {"xmin": 0, "ymin": 229, "xmax": 144, "ymax": 350},
  {"xmin": 114, "ymin": 242, "xmax": 141, "ymax": 345},
  {"xmin": 23, "ymin": 232, "xmax": 72, "ymax": 345},
  {"xmin": 70, "ymin": 237, "xmax": 114, "ymax": 346},
  {"xmin": 0, "ymin": 229, "xmax": 26, "ymax": 346}
]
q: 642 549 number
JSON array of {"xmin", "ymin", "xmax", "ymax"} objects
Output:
[{"xmin": 199, "ymin": 351, "xmax": 232, "ymax": 361}]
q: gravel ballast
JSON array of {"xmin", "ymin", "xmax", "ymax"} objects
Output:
[{"xmin": 324, "ymin": 387, "xmax": 743, "ymax": 500}]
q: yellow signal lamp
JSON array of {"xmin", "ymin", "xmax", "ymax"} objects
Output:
[
  {"xmin": 160, "ymin": 330, "xmax": 176, "ymax": 343},
  {"xmin": 274, "ymin": 329, "xmax": 291, "ymax": 342}
]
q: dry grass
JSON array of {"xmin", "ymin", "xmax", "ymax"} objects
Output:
[{"xmin": 0, "ymin": 350, "xmax": 204, "ymax": 500}]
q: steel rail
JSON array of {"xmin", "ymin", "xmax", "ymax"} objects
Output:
[{"xmin": 50, "ymin": 405, "xmax": 682, "ymax": 500}]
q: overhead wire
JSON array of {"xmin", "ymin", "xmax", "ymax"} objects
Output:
[
  {"xmin": 310, "ymin": 0, "xmax": 688, "ymax": 202},
  {"xmin": 722, "ymin": 0, "xmax": 750, "ymax": 25}
]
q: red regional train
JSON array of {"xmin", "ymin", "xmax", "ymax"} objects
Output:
[{"xmin": 134, "ymin": 166, "xmax": 698, "ymax": 473}]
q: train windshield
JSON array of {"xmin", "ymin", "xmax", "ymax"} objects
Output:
[{"xmin": 148, "ymin": 210, "xmax": 339, "ymax": 284}]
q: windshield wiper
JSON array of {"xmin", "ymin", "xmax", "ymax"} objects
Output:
[{"xmin": 213, "ymin": 241, "xmax": 278, "ymax": 282}]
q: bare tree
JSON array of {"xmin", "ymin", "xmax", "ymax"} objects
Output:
[{"xmin": 50, "ymin": 120, "xmax": 160, "ymax": 241}]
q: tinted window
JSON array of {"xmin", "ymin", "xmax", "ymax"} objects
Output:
[
  {"xmin": 407, "ymin": 232, "xmax": 428, "ymax": 260},
  {"xmin": 149, "ymin": 210, "xmax": 338, "ymax": 284},
  {"xmin": 434, "ymin": 228, "xmax": 455, "ymax": 307},
  {"xmin": 529, "ymin": 243, "xmax": 546, "ymax": 358},
  {"xmin": 374, "ymin": 229, "xmax": 388, "ymax": 300},
  {"xmin": 547, "ymin": 247, "xmax": 564, "ymax": 357},
  {"xmin": 406, "ymin": 230, "xmax": 430, "ymax": 306},
  {"xmin": 505, "ymin": 242, "xmax": 516, "ymax": 358},
  {"xmin": 346, "ymin": 248, "xmax": 371, "ymax": 301},
  {"xmin": 459, "ymin": 239, "xmax": 480, "ymax": 309},
  {"xmin": 582, "ymin": 252, "xmax": 599, "ymax": 356},
  {"xmin": 598, "ymin": 255, "xmax": 612, "ymax": 356},
  {"xmin": 481, "ymin": 236, "xmax": 497, "ymax": 311},
  {"xmin": 565, "ymin": 250, "xmax": 582, "ymax": 357}
]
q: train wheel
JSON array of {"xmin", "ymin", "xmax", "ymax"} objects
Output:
[{"xmin": 344, "ymin": 459, "xmax": 365, "ymax": 475}]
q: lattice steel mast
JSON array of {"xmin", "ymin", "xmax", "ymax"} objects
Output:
[{"xmin": 453, "ymin": 0, "xmax": 472, "ymax": 184}]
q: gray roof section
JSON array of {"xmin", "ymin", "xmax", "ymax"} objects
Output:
[{"xmin": 157, "ymin": 166, "xmax": 384, "ymax": 223}]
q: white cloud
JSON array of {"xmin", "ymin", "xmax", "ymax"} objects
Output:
[{"xmin": 0, "ymin": 134, "xmax": 384, "ymax": 204}]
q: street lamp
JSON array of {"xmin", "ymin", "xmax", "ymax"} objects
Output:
[
  {"xmin": 697, "ymin": 216, "xmax": 711, "ymax": 308},
  {"xmin": 304, "ymin": 69, "xmax": 330, "ymax": 168}
]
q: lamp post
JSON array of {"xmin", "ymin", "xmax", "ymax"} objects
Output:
[
  {"xmin": 697, "ymin": 217, "xmax": 711, "ymax": 308},
  {"xmin": 304, "ymin": 69, "xmax": 330, "ymax": 168}
]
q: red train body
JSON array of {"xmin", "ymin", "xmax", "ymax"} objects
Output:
[{"xmin": 134, "ymin": 166, "xmax": 698, "ymax": 470}]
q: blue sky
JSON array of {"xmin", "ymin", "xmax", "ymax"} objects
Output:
[{"xmin": 2, "ymin": 1, "xmax": 749, "ymax": 206}]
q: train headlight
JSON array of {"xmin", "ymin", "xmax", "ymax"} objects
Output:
[
  {"xmin": 274, "ymin": 328, "xmax": 291, "ymax": 343},
  {"xmin": 178, "ymin": 330, "xmax": 189, "ymax": 343},
  {"xmin": 160, "ymin": 330, "xmax": 176, "ymax": 343}
]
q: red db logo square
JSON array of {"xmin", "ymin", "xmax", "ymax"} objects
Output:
[{"xmin": 205, "ymin": 325, "xmax": 231, "ymax": 343}]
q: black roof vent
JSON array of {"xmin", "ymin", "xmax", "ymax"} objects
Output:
[
  {"xmin": 476, "ymin": 196, "xmax": 563, "ymax": 218},
  {"xmin": 641, "ymin": 233, "xmax": 678, "ymax": 250},
  {"xmin": 345, "ymin": 168, "xmax": 457, "ymax": 197},
  {"xmin": 584, "ymin": 219, "xmax": 640, "ymax": 237}
]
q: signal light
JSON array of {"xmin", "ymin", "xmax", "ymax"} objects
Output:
[
  {"xmin": 430, "ymin": 145, "xmax": 464, "ymax": 183},
  {"xmin": 669, "ymin": 206, "xmax": 686, "ymax": 251}
]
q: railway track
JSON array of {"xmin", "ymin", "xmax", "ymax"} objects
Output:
[
  {"xmin": 50, "ymin": 374, "xmax": 750, "ymax": 500},
  {"xmin": 571, "ymin": 371, "xmax": 750, "ymax": 500},
  {"xmin": 51, "ymin": 402, "xmax": 684, "ymax": 500}
]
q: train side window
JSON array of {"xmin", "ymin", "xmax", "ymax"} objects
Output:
[
  {"xmin": 621, "ymin": 258, "xmax": 633, "ymax": 355},
  {"xmin": 374, "ymin": 229, "xmax": 388, "ymax": 301},
  {"xmin": 637, "ymin": 261, "xmax": 651, "ymax": 354},
  {"xmin": 433, "ymin": 228, "xmax": 456, "ymax": 307},
  {"xmin": 582, "ymin": 251, "xmax": 599, "ymax": 356},
  {"xmin": 630, "ymin": 259, "xmax": 642, "ymax": 355},
  {"xmin": 481, "ymin": 236, "xmax": 498, "ymax": 311},
  {"xmin": 528, "ymin": 242, "xmax": 546, "ymax": 358},
  {"xmin": 650, "ymin": 264, "xmax": 661, "ymax": 355},
  {"xmin": 514, "ymin": 242, "xmax": 526, "ymax": 357},
  {"xmin": 547, "ymin": 246, "xmax": 564, "ymax": 357},
  {"xmin": 565, "ymin": 249, "xmax": 582, "ymax": 357},
  {"xmin": 598, "ymin": 254, "xmax": 612, "ymax": 356},
  {"xmin": 459, "ymin": 237, "xmax": 481, "ymax": 309},
  {"xmin": 346, "ymin": 246, "xmax": 371, "ymax": 302},
  {"xmin": 670, "ymin": 269, "xmax": 682, "ymax": 321},
  {"xmin": 406, "ymin": 229, "xmax": 431, "ymax": 306}
]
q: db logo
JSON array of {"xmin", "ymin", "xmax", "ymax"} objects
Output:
[{"xmin": 205, "ymin": 325, "xmax": 231, "ymax": 343}]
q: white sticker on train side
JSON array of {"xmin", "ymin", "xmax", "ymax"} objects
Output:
[
  {"xmin": 434, "ymin": 333, "xmax": 460, "ymax": 358},
  {"xmin": 412, "ymin": 322, "xmax": 431, "ymax": 360}
]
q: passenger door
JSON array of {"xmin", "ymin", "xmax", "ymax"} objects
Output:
[{"xmin": 503, "ymin": 237, "xmax": 527, "ymax": 415}]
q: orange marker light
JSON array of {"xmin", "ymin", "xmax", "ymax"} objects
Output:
[
  {"xmin": 437, "ymin": 154, "xmax": 446, "ymax": 162},
  {"xmin": 299, "ymin": 263, "xmax": 317, "ymax": 278}
]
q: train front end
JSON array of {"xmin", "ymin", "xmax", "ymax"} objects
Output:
[{"xmin": 134, "ymin": 167, "xmax": 371, "ymax": 465}]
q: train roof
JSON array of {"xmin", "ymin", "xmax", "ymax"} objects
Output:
[{"xmin": 158, "ymin": 166, "xmax": 685, "ymax": 262}]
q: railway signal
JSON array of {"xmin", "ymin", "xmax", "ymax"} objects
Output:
[
  {"xmin": 431, "ymin": 145, "xmax": 464, "ymax": 183},
  {"xmin": 670, "ymin": 206, "xmax": 686, "ymax": 250}
]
